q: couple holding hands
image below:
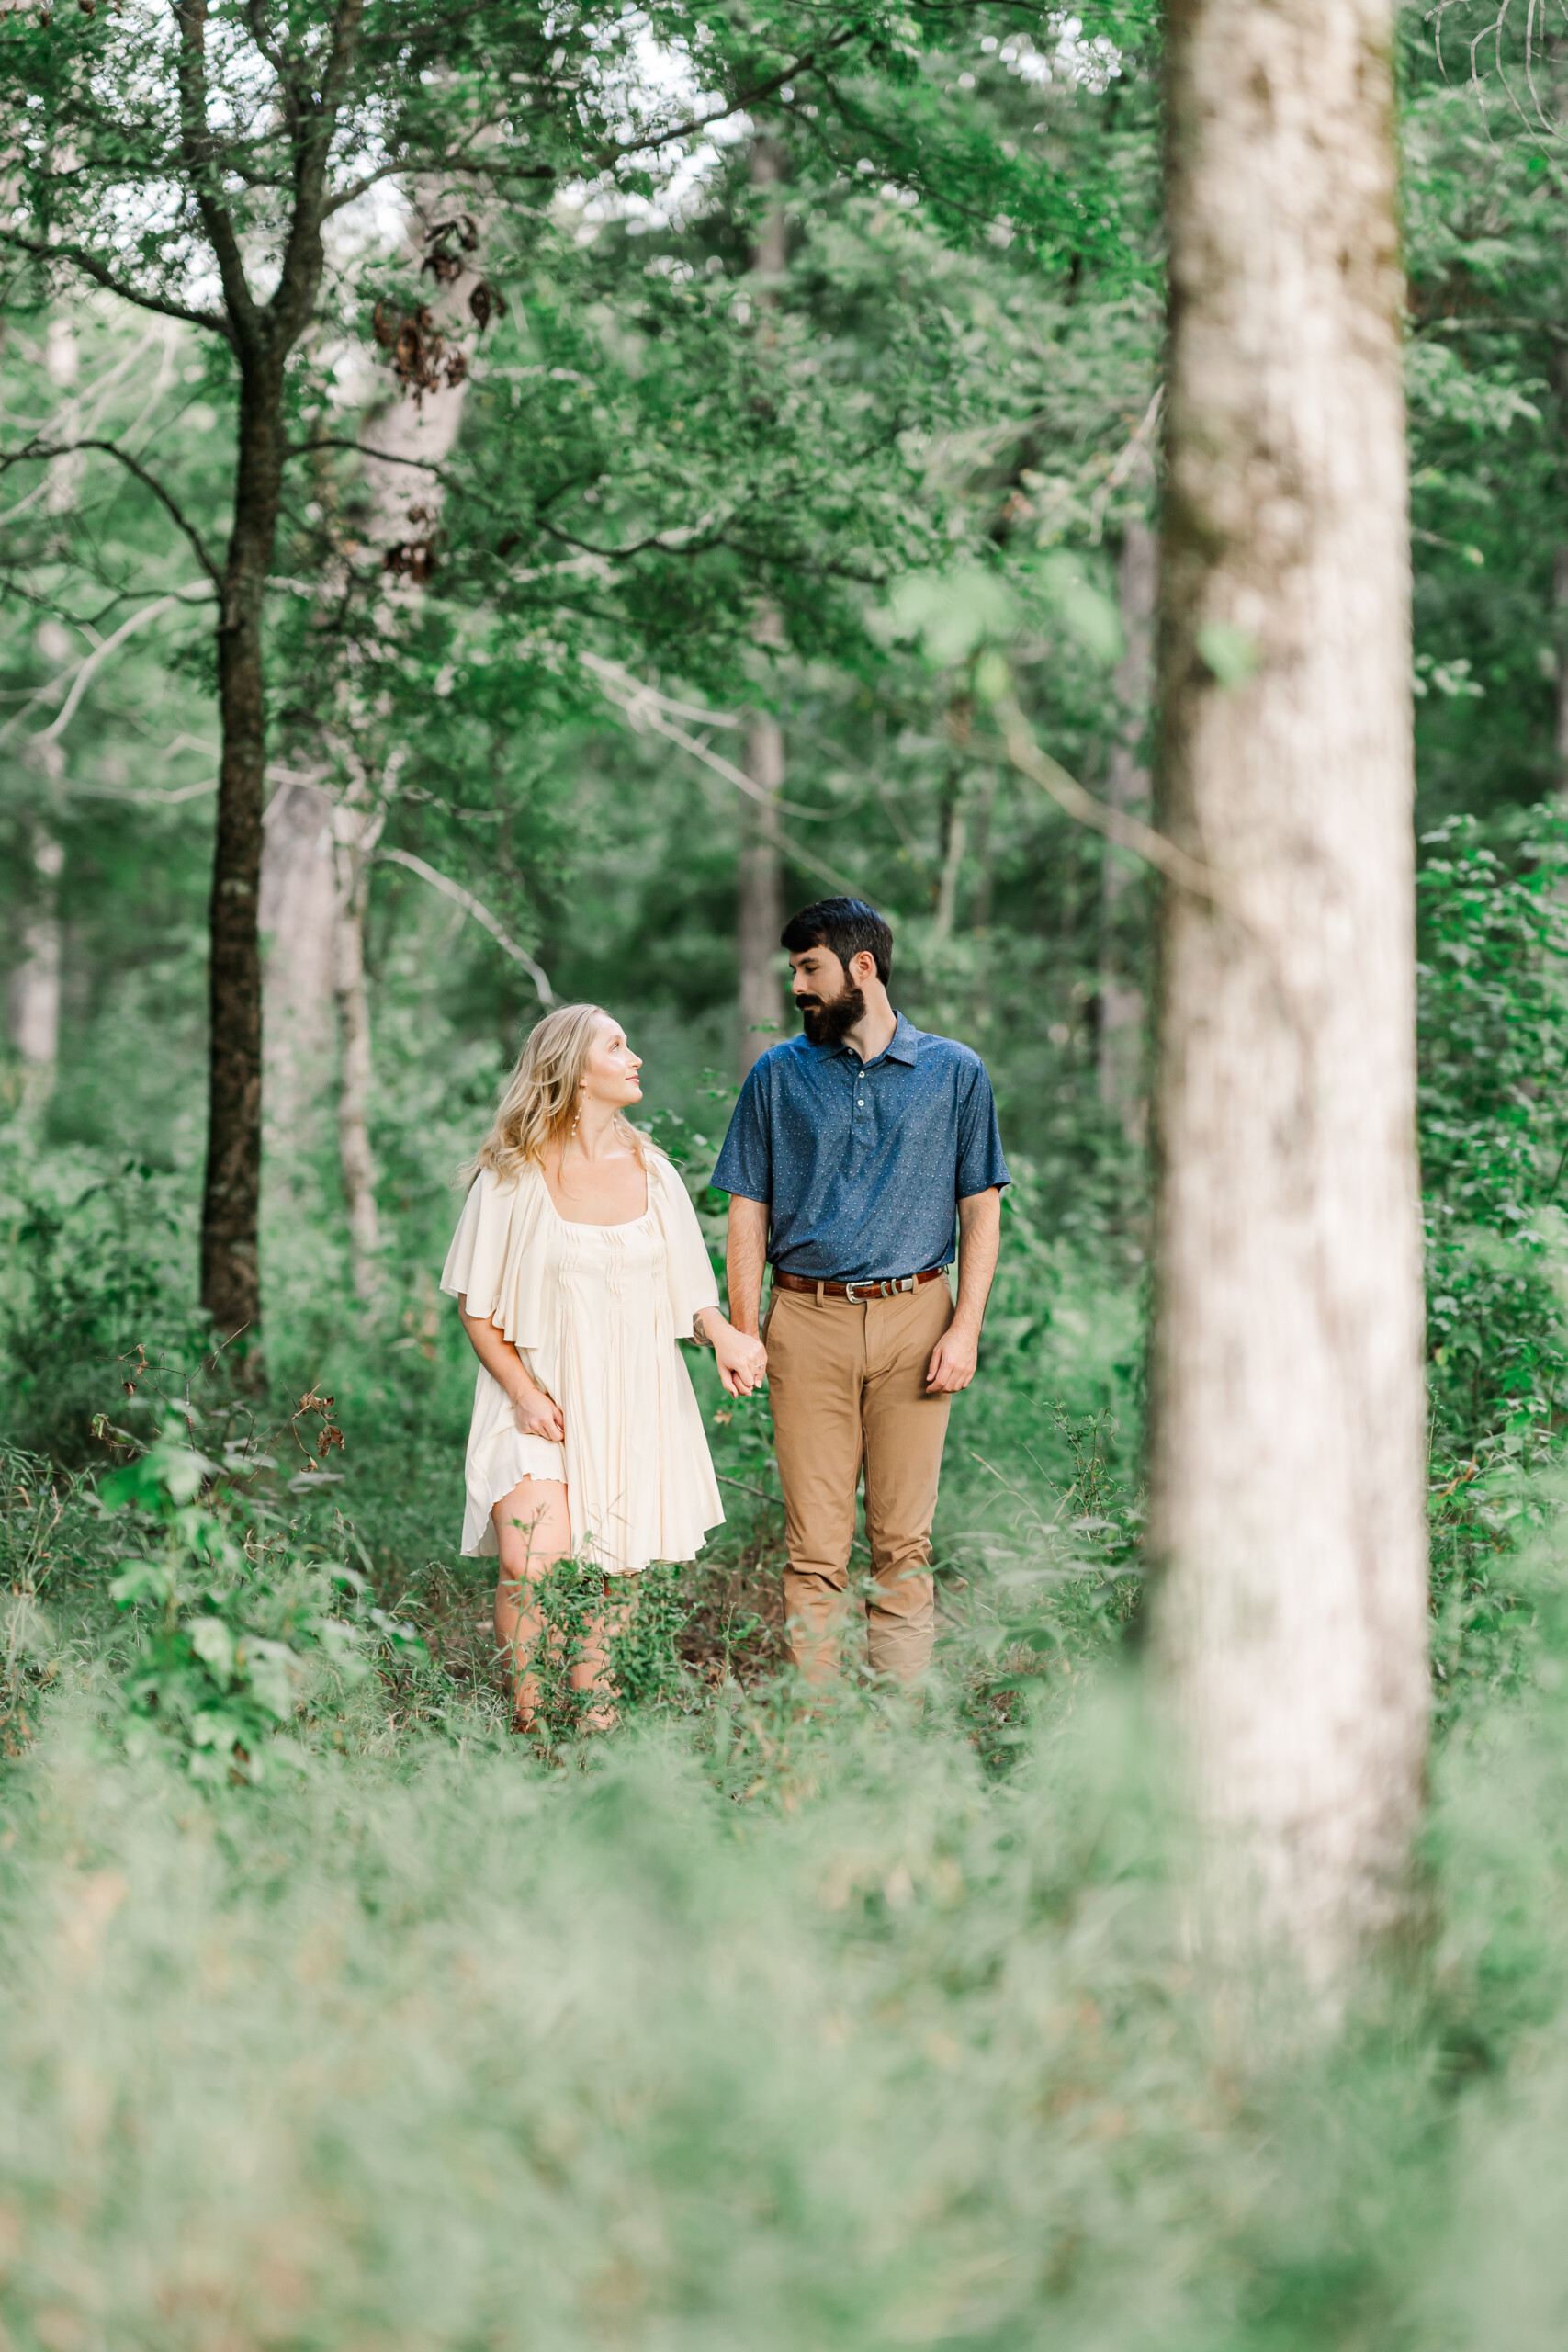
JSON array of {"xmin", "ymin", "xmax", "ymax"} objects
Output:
[{"xmin": 441, "ymin": 896, "xmax": 1009, "ymax": 1725}]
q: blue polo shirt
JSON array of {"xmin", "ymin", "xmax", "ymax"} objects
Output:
[{"xmin": 711, "ymin": 1012, "xmax": 1010, "ymax": 1283}]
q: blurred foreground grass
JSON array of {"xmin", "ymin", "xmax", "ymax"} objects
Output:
[
  {"xmin": 5, "ymin": 1586, "xmax": 1568, "ymax": 2349},
  {"xmin": 4, "ymin": 1133, "xmax": 1568, "ymax": 2347},
  {"xmin": 3, "ymin": 1420, "xmax": 1568, "ymax": 2347}
]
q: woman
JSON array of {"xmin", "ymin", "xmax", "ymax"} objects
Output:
[{"xmin": 441, "ymin": 1003, "xmax": 766, "ymax": 1729}]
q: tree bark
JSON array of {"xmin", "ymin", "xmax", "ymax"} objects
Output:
[
  {"xmin": 1099, "ymin": 507, "xmax": 1156, "ymax": 1141},
  {"xmin": 259, "ymin": 777, "xmax": 336, "ymax": 1144},
  {"xmin": 738, "ymin": 695, "xmax": 785, "ymax": 1075},
  {"xmin": 200, "ymin": 362, "xmax": 288, "ymax": 1345},
  {"xmin": 1149, "ymin": 0, "xmax": 1428, "ymax": 1991},
  {"xmin": 332, "ymin": 803, "xmax": 381, "ymax": 1300},
  {"xmin": 6, "ymin": 820, "xmax": 64, "ymax": 1082},
  {"xmin": 321, "ymin": 188, "xmax": 475, "ymax": 1288},
  {"xmin": 735, "ymin": 135, "xmax": 790, "ymax": 1080}
]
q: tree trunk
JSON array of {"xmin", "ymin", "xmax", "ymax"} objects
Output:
[
  {"xmin": 200, "ymin": 362, "xmax": 288, "ymax": 1348},
  {"xmin": 1555, "ymin": 544, "xmax": 1568, "ymax": 789},
  {"xmin": 6, "ymin": 820, "xmax": 64, "ymax": 1083},
  {"xmin": 1099, "ymin": 507, "xmax": 1156, "ymax": 1140},
  {"xmin": 7, "ymin": 319, "xmax": 80, "ymax": 1101},
  {"xmin": 321, "ymin": 192, "xmax": 475, "ymax": 1277},
  {"xmin": 332, "ymin": 803, "xmax": 381, "ymax": 1300},
  {"xmin": 735, "ymin": 136, "xmax": 789, "ymax": 1080},
  {"xmin": 259, "ymin": 778, "xmax": 336, "ymax": 1146},
  {"xmin": 738, "ymin": 697, "xmax": 785, "ymax": 1075},
  {"xmin": 1149, "ymin": 0, "xmax": 1428, "ymax": 1992}
]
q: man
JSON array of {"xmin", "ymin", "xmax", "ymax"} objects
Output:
[{"xmin": 712, "ymin": 897, "xmax": 1009, "ymax": 1685}]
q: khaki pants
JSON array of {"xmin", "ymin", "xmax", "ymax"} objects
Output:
[{"xmin": 765, "ymin": 1277, "xmax": 954, "ymax": 1685}]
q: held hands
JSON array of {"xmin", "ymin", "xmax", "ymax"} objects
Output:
[
  {"xmin": 511, "ymin": 1380, "xmax": 565, "ymax": 1444},
  {"xmin": 926, "ymin": 1320, "xmax": 980, "ymax": 1395},
  {"xmin": 699, "ymin": 1311, "xmax": 769, "ymax": 1398}
]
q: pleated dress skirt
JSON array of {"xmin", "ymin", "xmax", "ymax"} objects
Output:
[{"xmin": 457, "ymin": 1197, "xmax": 724, "ymax": 1575}]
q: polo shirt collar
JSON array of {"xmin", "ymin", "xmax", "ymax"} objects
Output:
[
  {"xmin": 885, "ymin": 1012, "xmax": 919, "ymax": 1065},
  {"xmin": 815, "ymin": 1011, "xmax": 919, "ymax": 1066}
]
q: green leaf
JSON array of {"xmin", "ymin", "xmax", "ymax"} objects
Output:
[
  {"xmin": 1196, "ymin": 621, "xmax": 1262, "ymax": 689},
  {"xmin": 1034, "ymin": 549, "xmax": 1123, "ymax": 665}
]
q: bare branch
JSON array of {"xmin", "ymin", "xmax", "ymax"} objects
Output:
[
  {"xmin": 589, "ymin": 29, "xmax": 863, "ymax": 169},
  {"xmin": 991, "ymin": 694, "xmax": 1233, "ymax": 910},
  {"xmin": 0, "ymin": 229, "xmax": 230, "ymax": 340},
  {"xmin": 20, "ymin": 594, "xmax": 196, "ymax": 751},
  {"xmin": 583, "ymin": 653, "xmax": 864, "ymax": 888},
  {"xmin": 3, "ymin": 437, "xmax": 222, "ymax": 586},
  {"xmin": 378, "ymin": 847, "xmax": 552, "ymax": 1003},
  {"xmin": 289, "ymin": 435, "xmax": 451, "ymax": 474}
]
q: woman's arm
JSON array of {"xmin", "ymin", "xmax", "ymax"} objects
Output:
[
  {"xmin": 457, "ymin": 1296, "xmax": 565, "ymax": 1442},
  {"xmin": 694, "ymin": 1306, "xmax": 768, "ymax": 1399}
]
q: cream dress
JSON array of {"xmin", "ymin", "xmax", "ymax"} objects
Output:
[{"xmin": 440, "ymin": 1154, "xmax": 725, "ymax": 1574}]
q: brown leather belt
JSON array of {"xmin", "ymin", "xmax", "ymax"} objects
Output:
[{"xmin": 770, "ymin": 1265, "xmax": 947, "ymax": 1303}]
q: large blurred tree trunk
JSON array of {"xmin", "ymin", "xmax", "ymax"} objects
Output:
[
  {"xmin": 736, "ymin": 135, "xmax": 789, "ymax": 1080},
  {"xmin": 1149, "ymin": 0, "xmax": 1428, "ymax": 1991},
  {"xmin": 1098, "ymin": 506, "xmax": 1156, "ymax": 1139}
]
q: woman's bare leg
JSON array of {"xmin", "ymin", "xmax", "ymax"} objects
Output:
[
  {"xmin": 570, "ymin": 1573, "xmax": 640, "ymax": 1731},
  {"xmin": 492, "ymin": 1478, "xmax": 571, "ymax": 1728}
]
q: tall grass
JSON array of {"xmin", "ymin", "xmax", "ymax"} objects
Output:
[
  {"xmin": 6, "ymin": 1082, "xmax": 1568, "ymax": 2346},
  {"xmin": 4, "ymin": 1555, "xmax": 1568, "ymax": 2350}
]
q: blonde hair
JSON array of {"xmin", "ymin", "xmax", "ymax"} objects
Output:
[{"xmin": 467, "ymin": 1003, "xmax": 655, "ymax": 1186}]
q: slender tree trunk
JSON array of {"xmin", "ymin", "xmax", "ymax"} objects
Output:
[
  {"xmin": 259, "ymin": 778, "xmax": 336, "ymax": 1144},
  {"xmin": 8, "ymin": 319, "xmax": 80, "ymax": 1098},
  {"xmin": 321, "ymin": 193, "xmax": 475, "ymax": 1283},
  {"xmin": 736, "ymin": 135, "xmax": 789, "ymax": 1079},
  {"xmin": 201, "ymin": 362, "xmax": 288, "ymax": 1347},
  {"xmin": 1099, "ymin": 506, "xmax": 1157, "ymax": 1140},
  {"xmin": 7, "ymin": 820, "xmax": 64, "ymax": 1082},
  {"xmin": 1149, "ymin": 0, "xmax": 1428, "ymax": 1991},
  {"xmin": 332, "ymin": 804, "xmax": 381, "ymax": 1299},
  {"xmin": 738, "ymin": 690, "xmax": 785, "ymax": 1075}
]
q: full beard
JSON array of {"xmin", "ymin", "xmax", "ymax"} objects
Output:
[{"xmin": 798, "ymin": 986, "xmax": 865, "ymax": 1046}]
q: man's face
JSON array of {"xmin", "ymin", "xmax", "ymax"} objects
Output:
[{"xmin": 789, "ymin": 946, "xmax": 865, "ymax": 1046}]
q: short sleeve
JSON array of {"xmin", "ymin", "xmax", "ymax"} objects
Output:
[
  {"xmin": 438, "ymin": 1166, "xmax": 551, "ymax": 1348},
  {"xmin": 955, "ymin": 1058, "xmax": 1010, "ymax": 1198},
  {"xmin": 711, "ymin": 1061, "xmax": 773, "ymax": 1203},
  {"xmin": 649, "ymin": 1157, "xmax": 722, "ymax": 1337}
]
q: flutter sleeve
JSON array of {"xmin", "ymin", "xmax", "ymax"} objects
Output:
[
  {"xmin": 650, "ymin": 1155, "xmax": 722, "ymax": 1340},
  {"xmin": 438, "ymin": 1165, "xmax": 552, "ymax": 1350}
]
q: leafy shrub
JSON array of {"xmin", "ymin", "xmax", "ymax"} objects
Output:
[
  {"xmin": 91, "ymin": 1387, "xmax": 426, "ymax": 1780},
  {"xmin": 1418, "ymin": 809, "xmax": 1568, "ymax": 1458},
  {"xmin": 0, "ymin": 1137, "xmax": 213, "ymax": 1464}
]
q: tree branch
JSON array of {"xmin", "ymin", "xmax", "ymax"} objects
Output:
[
  {"xmin": 2, "ymin": 438, "xmax": 222, "ymax": 586},
  {"xmin": 0, "ymin": 230, "xmax": 230, "ymax": 340},
  {"xmin": 289, "ymin": 435, "xmax": 451, "ymax": 474},
  {"xmin": 378, "ymin": 848, "xmax": 552, "ymax": 1004},
  {"xmin": 172, "ymin": 0, "xmax": 259, "ymax": 341},
  {"xmin": 991, "ymin": 694, "xmax": 1234, "ymax": 910},
  {"xmin": 590, "ymin": 28, "xmax": 864, "ymax": 168}
]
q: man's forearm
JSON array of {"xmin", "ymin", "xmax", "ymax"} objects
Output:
[
  {"xmin": 952, "ymin": 1191, "xmax": 1002, "ymax": 1334},
  {"xmin": 726, "ymin": 1197, "xmax": 771, "ymax": 1335}
]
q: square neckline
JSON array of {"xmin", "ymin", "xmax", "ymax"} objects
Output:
[{"xmin": 538, "ymin": 1164, "xmax": 652, "ymax": 1231}]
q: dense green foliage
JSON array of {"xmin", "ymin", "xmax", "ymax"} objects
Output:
[{"xmin": 6, "ymin": 0, "xmax": 1568, "ymax": 2340}]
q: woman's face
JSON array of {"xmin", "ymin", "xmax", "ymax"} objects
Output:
[{"xmin": 581, "ymin": 1013, "xmax": 643, "ymax": 1108}]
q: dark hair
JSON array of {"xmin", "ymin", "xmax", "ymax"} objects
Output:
[{"xmin": 780, "ymin": 897, "xmax": 893, "ymax": 985}]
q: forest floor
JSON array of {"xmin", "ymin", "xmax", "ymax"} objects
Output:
[{"xmin": 1, "ymin": 1213, "xmax": 1566, "ymax": 2348}]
